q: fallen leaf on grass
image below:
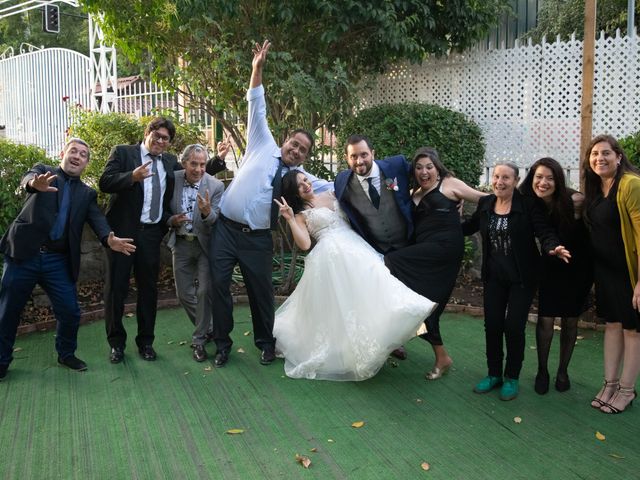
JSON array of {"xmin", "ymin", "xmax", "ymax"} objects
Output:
[
  {"xmin": 295, "ymin": 454, "xmax": 311, "ymax": 468},
  {"xmin": 243, "ymin": 331, "xmax": 252, "ymax": 336},
  {"xmin": 577, "ymin": 335, "xmax": 584, "ymax": 340},
  {"xmin": 416, "ymin": 398, "xmax": 423, "ymax": 404},
  {"xmin": 226, "ymin": 429, "xmax": 244, "ymax": 435},
  {"xmin": 351, "ymin": 421, "xmax": 365, "ymax": 428},
  {"xmin": 125, "ymin": 313, "xmax": 134, "ymax": 318},
  {"xmin": 595, "ymin": 431, "xmax": 606, "ymax": 441},
  {"xmin": 327, "ymin": 439, "xmax": 335, "ymax": 443},
  {"xmin": 183, "ymin": 371, "xmax": 190, "ymax": 375},
  {"xmin": 167, "ymin": 341, "xmax": 174, "ymax": 345},
  {"xmin": 310, "ymin": 447, "xmax": 318, "ymax": 453},
  {"xmin": 609, "ymin": 453, "xmax": 624, "ymax": 459},
  {"xmin": 12, "ymin": 347, "xmax": 22, "ymax": 353},
  {"xmin": 513, "ymin": 416, "xmax": 522, "ymax": 424},
  {"xmin": 421, "ymin": 462, "xmax": 430, "ymax": 471},
  {"xmin": 204, "ymin": 366, "xmax": 212, "ymax": 372},
  {"xmin": 179, "ymin": 341, "xmax": 187, "ymax": 346},
  {"xmin": 390, "ymin": 361, "xmax": 399, "ymax": 368},
  {"xmin": 553, "ymin": 325, "xmax": 561, "ymax": 331},
  {"xmin": 237, "ymin": 348, "xmax": 245, "ymax": 354},
  {"xmin": 529, "ymin": 346, "xmax": 536, "ymax": 350}
]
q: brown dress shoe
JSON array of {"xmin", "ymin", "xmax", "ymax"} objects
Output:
[{"xmin": 390, "ymin": 346, "xmax": 407, "ymax": 360}]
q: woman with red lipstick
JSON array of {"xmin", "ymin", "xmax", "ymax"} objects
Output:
[
  {"xmin": 462, "ymin": 162, "xmax": 570, "ymax": 401},
  {"xmin": 583, "ymin": 134, "xmax": 640, "ymax": 414},
  {"xmin": 386, "ymin": 147, "xmax": 486, "ymax": 381},
  {"xmin": 520, "ymin": 158, "xmax": 593, "ymax": 395},
  {"xmin": 272, "ymin": 170, "xmax": 436, "ymax": 381}
]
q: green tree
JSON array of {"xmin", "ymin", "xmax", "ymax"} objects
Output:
[
  {"xmin": 78, "ymin": 0, "xmax": 508, "ymax": 154},
  {"xmin": 523, "ymin": 0, "xmax": 639, "ymax": 43}
]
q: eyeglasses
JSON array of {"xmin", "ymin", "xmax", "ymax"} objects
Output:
[{"xmin": 151, "ymin": 131, "xmax": 171, "ymax": 143}]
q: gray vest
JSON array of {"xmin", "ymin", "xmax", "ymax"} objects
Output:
[{"xmin": 344, "ymin": 173, "xmax": 408, "ymax": 253}]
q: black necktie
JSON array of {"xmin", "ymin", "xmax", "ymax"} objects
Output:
[
  {"xmin": 270, "ymin": 159, "xmax": 288, "ymax": 229},
  {"xmin": 367, "ymin": 177, "xmax": 380, "ymax": 209},
  {"xmin": 50, "ymin": 176, "xmax": 73, "ymax": 240},
  {"xmin": 149, "ymin": 155, "xmax": 161, "ymax": 222}
]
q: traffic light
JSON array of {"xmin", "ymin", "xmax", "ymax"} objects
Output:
[{"xmin": 43, "ymin": 5, "xmax": 60, "ymax": 34}]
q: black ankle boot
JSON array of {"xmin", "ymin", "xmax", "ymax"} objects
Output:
[
  {"xmin": 555, "ymin": 372, "xmax": 570, "ymax": 392},
  {"xmin": 535, "ymin": 370, "xmax": 550, "ymax": 395}
]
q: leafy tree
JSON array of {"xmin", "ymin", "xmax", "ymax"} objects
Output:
[
  {"xmin": 523, "ymin": 0, "xmax": 640, "ymax": 43},
  {"xmin": 78, "ymin": 0, "xmax": 508, "ymax": 154}
]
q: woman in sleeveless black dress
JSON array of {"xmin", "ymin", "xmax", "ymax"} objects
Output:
[
  {"xmin": 386, "ymin": 148, "xmax": 486, "ymax": 380},
  {"xmin": 520, "ymin": 158, "xmax": 593, "ymax": 395}
]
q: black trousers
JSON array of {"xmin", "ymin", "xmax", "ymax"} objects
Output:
[
  {"xmin": 209, "ymin": 220, "xmax": 275, "ymax": 352},
  {"xmin": 104, "ymin": 223, "xmax": 164, "ymax": 348},
  {"xmin": 482, "ymin": 276, "xmax": 536, "ymax": 379}
]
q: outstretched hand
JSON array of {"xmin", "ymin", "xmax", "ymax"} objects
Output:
[
  {"xmin": 132, "ymin": 160, "xmax": 154, "ymax": 183},
  {"xmin": 29, "ymin": 171, "xmax": 58, "ymax": 192},
  {"xmin": 252, "ymin": 40, "xmax": 271, "ymax": 71},
  {"xmin": 549, "ymin": 245, "xmax": 571, "ymax": 263},
  {"xmin": 273, "ymin": 196, "xmax": 294, "ymax": 221},
  {"xmin": 107, "ymin": 232, "xmax": 136, "ymax": 256}
]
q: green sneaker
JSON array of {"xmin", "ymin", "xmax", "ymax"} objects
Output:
[
  {"xmin": 473, "ymin": 376, "xmax": 503, "ymax": 394},
  {"xmin": 500, "ymin": 378, "xmax": 519, "ymax": 401}
]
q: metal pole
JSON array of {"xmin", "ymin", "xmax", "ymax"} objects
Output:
[{"xmin": 629, "ymin": 0, "xmax": 636, "ymax": 37}]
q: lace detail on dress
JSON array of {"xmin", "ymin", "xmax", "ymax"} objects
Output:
[{"xmin": 302, "ymin": 200, "xmax": 351, "ymax": 242}]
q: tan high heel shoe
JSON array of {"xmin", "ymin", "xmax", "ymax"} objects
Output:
[
  {"xmin": 590, "ymin": 379, "xmax": 619, "ymax": 409},
  {"xmin": 425, "ymin": 363, "xmax": 452, "ymax": 380},
  {"xmin": 600, "ymin": 386, "xmax": 637, "ymax": 414}
]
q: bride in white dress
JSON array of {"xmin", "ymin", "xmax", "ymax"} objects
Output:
[{"xmin": 273, "ymin": 171, "xmax": 435, "ymax": 381}]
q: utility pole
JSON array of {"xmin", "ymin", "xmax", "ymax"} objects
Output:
[{"xmin": 579, "ymin": 0, "xmax": 597, "ymax": 190}]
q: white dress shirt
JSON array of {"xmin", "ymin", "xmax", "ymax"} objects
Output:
[{"xmin": 139, "ymin": 143, "xmax": 167, "ymax": 224}]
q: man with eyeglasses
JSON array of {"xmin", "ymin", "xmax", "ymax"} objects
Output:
[
  {"xmin": 209, "ymin": 40, "xmax": 332, "ymax": 368},
  {"xmin": 99, "ymin": 117, "xmax": 181, "ymax": 364},
  {"xmin": 0, "ymin": 138, "xmax": 136, "ymax": 380}
]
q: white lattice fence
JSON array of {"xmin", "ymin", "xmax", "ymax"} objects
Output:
[{"xmin": 361, "ymin": 32, "xmax": 640, "ymax": 185}]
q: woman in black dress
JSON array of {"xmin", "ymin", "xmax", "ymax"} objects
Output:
[
  {"xmin": 386, "ymin": 147, "xmax": 486, "ymax": 380},
  {"xmin": 520, "ymin": 158, "xmax": 593, "ymax": 394},
  {"xmin": 583, "ymin": 135, "xmax": 640, "ymax": 414}
]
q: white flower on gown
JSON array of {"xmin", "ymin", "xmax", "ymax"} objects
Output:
[{"xmin": 274, "ymin": 201, "xmax": 436, "ymax": 381}]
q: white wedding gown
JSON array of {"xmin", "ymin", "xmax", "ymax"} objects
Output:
[{"xmin": 274, "ymin": 201, "xmax": 436, "ymax": 381}]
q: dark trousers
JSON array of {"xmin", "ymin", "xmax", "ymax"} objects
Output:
[
  {"xmin": 0, "ymin": 253, "xmax": 80, "ymax": 364},
  {"xmin": 104, "ymin": 224, "xmax": 164, "ymax": 349},
  {"xmin": 482, "ymin": 276, "xmax": 536, "ymax": 379},
  {"xmin": 420, "ymin": 302, "xmax": 446, "ymax": 346},
  {"xmin": 209, "ymin": 220, "xmax": 274, "ymax": 352}
]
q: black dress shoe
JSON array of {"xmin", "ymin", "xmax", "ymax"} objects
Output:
[
  {"xmin": 138, "ymin": 345, "xmax": 157, "ymax": 361},
  {"xmin": 260, "ymin": 348, "xmax": 276, "ymax": 365},
  {"xmin": 192, "ymin": 344, "xmax": 207, "ymax": 362},
  {"xmin": 214, "ymin": 350, "xmax": 229, "ymax": 368},
  {"xmin": 0, "ymin": 363, "xmax": 8, "ymax": 379},
  {"xmin": 58, "ymin": 355, "xmax": 88, "ymax": 371},
  {"xmin": 205, "ymin": 332, "xmax": 215, "ymax": 344},
  {"xmin": 555, "ymin": 373, "xmax": 571, "ymax": 392},
  {"xmin": 110, "ymin": 347, "xmax": 125, "ymax": 364},
  {"xmin": 534, "ymin": 370, "xmax": 550, "ymax": 395},
  {"xmin": 390, "ymin": 346, "xmax": 408, "ymax": 360}
]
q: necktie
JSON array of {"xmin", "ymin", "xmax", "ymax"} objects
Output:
[
  {"xmin": 366, "ymin": 177, "xmax": 380, "ymax": 209},
  {"xmin": 270, "ymin": 159, "xmax": 288, "ymax": 229},
  {"xmin": 50, "ymin": 177, "xmax": 72, "ymax": 240},
  {"xmin": 149, "ymin": 155, "xmax": 161, "ymax": 223}
]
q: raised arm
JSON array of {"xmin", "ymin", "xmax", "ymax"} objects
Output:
[{"xmin": 444, "ymin": 176, "xmax": 487, "ymax": 204}]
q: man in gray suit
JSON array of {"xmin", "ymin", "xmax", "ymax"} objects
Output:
[{"xmin": 167, "ymin": 144, "xmax": 224, "ymax": 362}]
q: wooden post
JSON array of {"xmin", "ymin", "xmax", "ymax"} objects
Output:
[{"xmin": 579, "ymin": 0, "xmax": 597, "ymax": 190}]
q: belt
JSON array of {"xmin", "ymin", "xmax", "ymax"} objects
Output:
[
  {"xmin": 220, "ymin": 214, "xmax": 269, "ymax": 233},
  {"xmin": 176, "ymin": 233, "xmax": 197, "ymax": 241},
  {"xmin": 139, "ymin": 222, "xmax": 161, "ymax": 230},
  {"xmin": 39, "ymin": 245, "xmax": 67, "ymax": 254}
]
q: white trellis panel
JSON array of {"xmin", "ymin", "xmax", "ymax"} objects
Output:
[
  {"xmin": 361, "ymin": 32, "xmax": 640, "ymax": 185},
  {"xmin": 0, "ymin": 48, "xmax": 90, "ymax": 156}
]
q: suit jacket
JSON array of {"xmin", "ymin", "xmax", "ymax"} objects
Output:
[
  {"xmin": 462, "ymin": 189, "xmax": 560, "ymax": 288},
  {"xmin": 99, "ymin": 144, "xmax": 179, "ymax": 238},
  {"xmin": 166, "ymin": 170, "xmax": 224, "ymax": 255},
  {"xmin": 0, "ymin": 164, "xmax": 111, "ymax": 282},
  {"xmin": 334, "ymin": 155, "xmax": 413, "ymax": 244}
]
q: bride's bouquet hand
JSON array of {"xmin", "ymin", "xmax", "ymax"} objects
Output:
[{"xmin": 274, "ymin": 197, "xmax": 294, "ymax": 221}]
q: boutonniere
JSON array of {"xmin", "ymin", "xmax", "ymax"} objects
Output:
[{"xmin": 385, "ymin": 177, "xmax": 399, "ymax": 191}]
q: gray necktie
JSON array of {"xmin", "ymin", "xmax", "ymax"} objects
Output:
[{"xmin": 150, "ymin": 155, "xmax": 161, "ymax": 223}]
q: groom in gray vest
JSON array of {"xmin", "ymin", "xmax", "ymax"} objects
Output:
[{"xmin": 334, "ymin": 134, "xmax": 414, "ymax": 359}]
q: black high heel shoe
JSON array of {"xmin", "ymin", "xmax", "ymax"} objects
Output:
[
  {"xmin": 600, "ymin": 386, "xmax": 637, "ymax": 414},
  {"xmin": 534, "ymin": 370, "xmax": 550, "ymax": 395},
  {"xmin": 591, "ymin": 379, "xmax": 619, "ymax": 409}
]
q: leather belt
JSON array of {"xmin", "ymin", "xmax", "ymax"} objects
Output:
[{"xmin": 220, "ymin": 214, "xmax": 268, "ymax": 233}]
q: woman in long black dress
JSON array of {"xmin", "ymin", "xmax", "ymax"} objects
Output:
[
  {"xmin": 386, "ymin": 147, "xmax": 486, "ymax": 380},
  {"xmin": 583, "ymin": 135, "xmax": 640, "ymax": 414},
  {"xmin": 520, "ymin": 157, "xmax": 593, "ymax": 394}
]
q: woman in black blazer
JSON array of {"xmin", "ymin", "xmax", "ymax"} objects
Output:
[{"xmin": 462, "ymin": 162, "xmax": 570, "ymax": 401}]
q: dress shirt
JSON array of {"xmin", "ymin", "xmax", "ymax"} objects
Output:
[
  {"xmin": 356, "ymin": 162, "xmax": 381, "ymax": 202},
  {"xmin": 181, "ymin": 180, "xmax": 201, "ymax": 231},
  {"xmin": 139, "ymin": 143, "xmax": 167, "ymax": 224},
  {"xmin": 219, "ymin": 85, "xmax": 333, "ymax": 230}
]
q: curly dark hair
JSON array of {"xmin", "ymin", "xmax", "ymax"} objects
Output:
[
  {"xmin": 281, "ymin": 170, "xmax": 308, "ymax": 214},
  {"xmin": 520, "ymin": 157, "xmax": 575, "ymax": 233},
  {"xmin": 410, "ymin": 147, "xmax": 451, "ymax": 190}
]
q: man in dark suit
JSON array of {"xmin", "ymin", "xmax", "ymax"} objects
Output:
[
  {"xmin": 99, "ymin": 117, "xmax": 180, "ymax": 363},
  {"xmin": 0, "ymin": 138, "xmax": 135, "ymax": 379},
  {"xmin": 334, "ymin": 134, "xmax": 414, "ymax": 359}
]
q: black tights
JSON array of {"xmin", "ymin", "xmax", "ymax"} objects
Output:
[{"xmin": 535, "ymin": 316, "xmax": 578, "ymax": 377}]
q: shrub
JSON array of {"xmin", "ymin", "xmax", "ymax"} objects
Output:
[
  {"xmin": 619, "ymin": 130, "xmax": 640, "ymax": 168},
  {"xmin": 0, "ymin": 140, "xmax": 53, "ymax": 236},
  {"xmin": 67, "ymin": 108, "xmax": 207, "ymax": 206},
  {"xmin": 336, "ymin": 103, "xmax": 485, "ymax": 187}
]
